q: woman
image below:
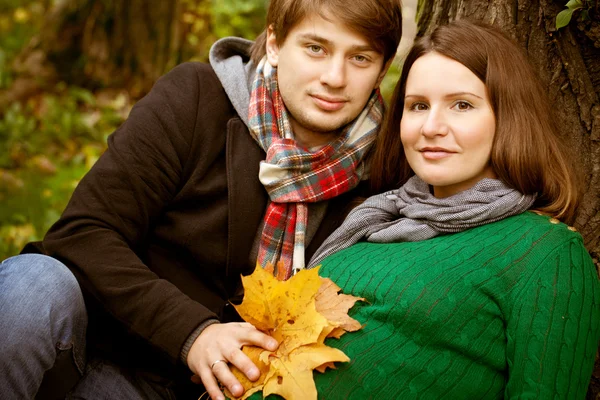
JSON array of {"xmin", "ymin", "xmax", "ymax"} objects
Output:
[{"xmin": 306, "ymin": 20, "xmax": 600, "ymax": 399}]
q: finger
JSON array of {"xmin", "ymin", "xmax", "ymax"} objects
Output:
[
  {"xmin": 199, "ymin": 367, "xmax": 226, "ymax": 400},
  {"xmin": 238, "ymin": 327, "xmax": 278, "ymax": 351},
  {"xmin": 211, "ymin": 359, "xmax": 244, "ymax": 398},
  {"xmin": 227, "ymin": 347, "xmax": 261, "ymax": 381}
]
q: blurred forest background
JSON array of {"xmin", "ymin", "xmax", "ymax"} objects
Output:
[{"xmin": 0, "ymin": 0, "xmax": 415, "ymax": 260}]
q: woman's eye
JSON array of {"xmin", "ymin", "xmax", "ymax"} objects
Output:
[
  {"xmin": 409, "ymin": 103, "xmax": 428, "ymax": 111},
  {"xmin": 454, "ymin": 101, "xmax": 473, "ymax": 111}
]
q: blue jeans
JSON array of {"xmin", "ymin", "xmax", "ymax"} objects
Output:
[{"xmin": 0, "ymin": 254, "xmax": 175, "ymax": 399}]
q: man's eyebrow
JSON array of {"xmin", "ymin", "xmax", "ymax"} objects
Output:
[{"xmin": 297, "ymin": 33, "xmax": 377, "ymax": 53}]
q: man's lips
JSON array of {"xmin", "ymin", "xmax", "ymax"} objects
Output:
[
  {"xmin": 419, "ymin": 147, "xmax": 457, "ymax": 160},
  {"xmin": 310, "ymin": 94, "xmax": 348, "ymax": 111}
]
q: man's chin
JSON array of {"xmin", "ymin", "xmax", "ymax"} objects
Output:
[{"xmin": 299, "ymin": 116, "xmax": 353, "ymax": 134}]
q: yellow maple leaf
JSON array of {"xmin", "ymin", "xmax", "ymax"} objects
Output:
[
  {"xmin": 234, "ymin": 265, "xmax": 328, "ymax": 351},
  {"xmin": 263, "ymin": 344, "xmax": 350, "ymax": 400},
  {"xmin": 228, "ymin": 264, "xmax": 363, "ymax": 400},
  {"xmin": 314, "ymin": 362, "xmax": 337, "ymax": 374}
]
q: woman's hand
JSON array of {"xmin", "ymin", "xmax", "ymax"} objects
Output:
[{"xmin": 187, "ymin": 322, "xmax": 278, "ymax": 400}]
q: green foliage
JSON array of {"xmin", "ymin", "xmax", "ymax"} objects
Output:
[
  {"xmin": 181, "ymin": 0, "xmax": 213, "ymax": 54},
  {"xmin": 0, "ymin": 165, "xmax": 89, "ymax": 259},
  {"xmin": 0, "ymin": 82, "xmax": 126, "ymax": 260},
  {"xmin": 0, "ymin": 1, "xmax": 45, "ymax": 89},
  {"xmin": 0, "ymin": 84, "xmax": 122, "ymax": 169},
  {"xmin": 556, "ymin": 0, "xmax": 596, "ymax": 29},
  {"xmin": 0, "ymin": 48, "xmax": 9, "ymax": 88},
  {"xmin": 211, "ymin": 0, "xmax": 267, "ymax": 39},
  {"xmin": 380, "ymin": 61, "xmax": 401, "ymax": 104},
  {"xmin": 556, "ymin": 9, "xmax": 575, "ymax": 29},
  {"xmin": 0, "ymin": 103, "xmax": 36, "ymax": 168},
  {"xmin": 179, "ymin": 0, "xmax": 266, "ymax": 63}
]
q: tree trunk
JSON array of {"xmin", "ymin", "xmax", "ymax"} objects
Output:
[
  {"xmin": 0, "ymin": 0, "xmax": 212, "ymax": 108},
  {"xmin": 417, "ymin": 0, "xmax": 600, "ymax": 396}
]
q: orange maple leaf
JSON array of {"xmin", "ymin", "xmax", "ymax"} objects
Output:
[
  {"xmin": 226, "ymin": 264, "xmax": 363, "ymax": 400},
  {"xmin": 315, "ymin": 277, "xmax": 365, "ymax": 333}
]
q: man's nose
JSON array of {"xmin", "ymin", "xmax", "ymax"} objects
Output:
[{"xmin": 320, "ymin": 57, "xmax": 347, "ymax": 88}]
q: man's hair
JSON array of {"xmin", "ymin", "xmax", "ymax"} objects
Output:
[
  {"xmin": 250, "ymin": 0, "xmax": 403, "ymax": 64},
  {"xmin": 370, "ymin": 20, "xmax": 581, "ymax": 223}
]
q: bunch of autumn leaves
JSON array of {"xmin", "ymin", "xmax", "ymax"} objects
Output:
[{"xmin": 226, "ymin": 263, "xmax": 364, "ymax": 400}]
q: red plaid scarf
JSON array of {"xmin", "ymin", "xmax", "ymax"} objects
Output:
[{"xmin": 248, "ymin": 58, "xmax": 384, "ymax": 280}]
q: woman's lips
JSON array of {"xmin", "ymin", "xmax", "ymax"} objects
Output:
[{"xmin": 420, "ymin": 148, "xmax": 456, "ymax": 160}]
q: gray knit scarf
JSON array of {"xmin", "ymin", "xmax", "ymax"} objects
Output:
[{"xmin": 307, "ymin": 175, "xmax": 536, "ymax": 268}]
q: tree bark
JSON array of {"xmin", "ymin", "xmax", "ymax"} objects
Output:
[
  {"xmin": 417, "ymin": 0, "xmax": 600, "ymax": 397},
  {"xmin": 0, "ymin": 0, "xmax": 212, "ymax": 108}
]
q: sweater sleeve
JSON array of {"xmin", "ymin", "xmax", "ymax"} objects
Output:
[
  {"xmin": 504, "ymin": 237, "xmax": 600, "ymax": 399},
  {"xmin": 40, "ymin": 62, "xmax": 220, "ymax": 364}
]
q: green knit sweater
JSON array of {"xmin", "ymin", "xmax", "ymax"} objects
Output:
[
  {"xmin": 309, "ymin": 212, "xmax": 600, "ymax": 399},
  {"xmin": 245, "ymin": 212, "xmax": 599, "ymax": 399}
]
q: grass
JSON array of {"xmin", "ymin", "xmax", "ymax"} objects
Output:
[{"xmin": 0, "ymin": 155, "xmax": 95, "ymax": 260}]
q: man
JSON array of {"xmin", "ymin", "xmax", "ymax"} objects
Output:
[{"xmin": 0, "ymin": 0, "xmax": 402, "ymax": 399}]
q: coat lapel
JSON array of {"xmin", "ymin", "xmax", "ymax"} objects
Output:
[{"xmin": 225, "ymin": 118, "xmax": 267, "ymax": 277}]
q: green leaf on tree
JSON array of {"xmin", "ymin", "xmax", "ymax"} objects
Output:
[
  {"xmin": 581, "ymin": 9, "xmax": 590, "ymax": 20},
  {"xmin": 565, "ymin": 0, "xmax": 583, "ymax": 10},
  {"xmin": 556, "ymin": 9, "xmax": 574, "ymax": 29}
]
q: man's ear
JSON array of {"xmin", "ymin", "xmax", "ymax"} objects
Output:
[
  {"xmin": 374, "ymin": 57, "xmax": 395, "ymax": 88},
  {"xmin": 265, "ymin": 25, "xmax": 280, "ymax": 67}
]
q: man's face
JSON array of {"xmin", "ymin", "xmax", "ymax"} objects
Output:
[{"xmin": 266, "ymin": 13, "xmax": 389, "ymax": 148}]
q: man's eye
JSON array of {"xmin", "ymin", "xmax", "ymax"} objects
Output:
[
  {"xmin": 354, "ymin": 55, "xmax": 367, "ymax": 62},
  {"xmin": 308, "ymin": 45, "xmax": 322, "ymax": 53}
]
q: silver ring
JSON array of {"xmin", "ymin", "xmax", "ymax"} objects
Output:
[{"xmin": 210, "ymin": 359, "xmax": 227, "ymax": 371}]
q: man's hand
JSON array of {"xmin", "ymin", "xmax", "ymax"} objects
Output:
[{"xmin": 187, "ymin": 322, "xmax": 278, "ymax": 400}]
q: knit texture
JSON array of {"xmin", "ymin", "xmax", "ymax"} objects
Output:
[
  {"xmin": 307, "ymin": 212, "xmax": 599, "ymax": 399},
  {"xmin": 248, "ymin": 58, "xmax": 384, "ymax": 278},
  {"xmin": 309, "ymin": 176, "xmax": 535, "ymax": 268}
]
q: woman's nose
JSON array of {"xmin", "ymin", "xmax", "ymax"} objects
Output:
[{"xmin": 420, "ymin": 108, "xmax": 449, "ymax": 137}]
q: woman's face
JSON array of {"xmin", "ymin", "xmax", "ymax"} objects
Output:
[{"xmin": 400, "ymin": 52, "xmax": 497, "ymax": 198}]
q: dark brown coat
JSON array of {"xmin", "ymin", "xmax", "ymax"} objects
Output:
[{"xmin": 24, "ymin": 62, "xmax": 360, "ymax": 389}]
